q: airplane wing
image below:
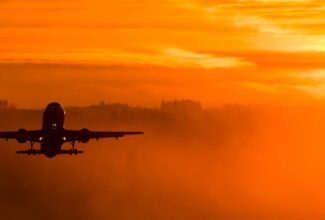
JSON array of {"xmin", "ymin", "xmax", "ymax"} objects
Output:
[
  {"xmin": 63, "ymin": 129, "xmax": 143, "ymax": 142},
  {"xmin": 0, "ymin": 130, "xmax": 43, "ymax": 142}
]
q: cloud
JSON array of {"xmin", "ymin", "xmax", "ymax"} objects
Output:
[
  {"xmin": 0, "ymin": 47, "xmax": 255, "ymax": 69},
  {"xmin": 162, "ymin": 48, "xmax": 255, "ymax": 68},
  {"xmin": 1, "ymin": 0, "xmax": 325, "ymax": 103},
  {"xmin": 176, "ymin": 0, "xmax": 325, "ymax": 52}
]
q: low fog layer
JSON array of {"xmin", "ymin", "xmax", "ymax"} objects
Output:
[{"xmin": 0, "ymin": 100, "xmax": 324, "ymax": 220}]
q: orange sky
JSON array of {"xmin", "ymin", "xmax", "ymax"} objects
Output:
[{"xmin": 1, "ymin": 0, "xmax": 325, "ymax": 107}]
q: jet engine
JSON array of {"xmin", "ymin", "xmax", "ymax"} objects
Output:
[
  {"xmin": 79, "ymin": 128, "xmax": 90, "ymax": 143},
  {"xmin": 16, "ymin": 128, "xmax": 27, "ymax": 144}
]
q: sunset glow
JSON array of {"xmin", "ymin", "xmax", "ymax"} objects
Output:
[
  {"xmin": 2, "ymin": 1, "xmax": 325, "ymax": 220},
  {"xmin": 1, "ymin": 0, "xmax": 325, "ymax": 107}
]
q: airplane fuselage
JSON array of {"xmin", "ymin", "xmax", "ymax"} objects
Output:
[{"xmin": 41, "ymin": 102, "xmax": 65, "ymax": 158}]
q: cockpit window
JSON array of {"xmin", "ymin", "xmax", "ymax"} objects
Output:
[
  {"xmin": 51, "ymin": 123, "xmax": 57, "ymax": 129},
  {"xmin": 45, "ymin": 102, "xmax": 65, "ymax": 115},
  {"xmin": 48, "ymin": 102, "xmax": 61, "ymax": 109}
]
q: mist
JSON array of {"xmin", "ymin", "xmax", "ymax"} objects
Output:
[{"xmin": 0, "ymin": 100, "xmax": 324, "ymax": 219}]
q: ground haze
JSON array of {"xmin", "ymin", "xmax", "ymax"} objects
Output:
[{"xmin": 0, "ymin": 100, "xmax": 324, "ymax": 219}]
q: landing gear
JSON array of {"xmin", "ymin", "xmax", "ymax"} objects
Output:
[
  {"xmin": 71, "ymin": 140, "xmax": 75, "ymax": 150},
  {"xmin": 69, "ymin": 140, "xmax": 82, "ymax": 155},
  {"xmin": 27, "ymin": 149, "xmax": 37, "ymax": 155},
  {"xmin": 68, "ymin": 149, "xmax": 83, "ymax": 155},
  {"xmin": 16, "ymin": 149, "xmax": 37, "ymax": 155},
  {"xmin": 26, "ymin": 141, "xmax": 36, "ymax": 155}
]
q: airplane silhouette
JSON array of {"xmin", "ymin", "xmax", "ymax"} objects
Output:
[{"xmin": 0, "ymin": 102, "xmax": 143, "ymax": 158}]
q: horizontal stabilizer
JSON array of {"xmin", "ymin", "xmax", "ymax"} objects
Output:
[
  {"xmin": 16, "ymin": 150, "xmax": 42, "ymax": 155},
  {"xmin": 59, "ymin": 149, "xmax": 84, "ymax": 155},
  {"xmin": 16, "ymin": 149, "xmax": 84, "ymax": 155}
]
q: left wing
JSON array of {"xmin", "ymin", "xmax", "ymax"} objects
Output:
[
  {"xmin": 63, "ymin": 129, "xmax": 143, "ymax": 142},
  {"xmin": 0, "ymin": 129, "xmax": 44, "ymax": 143}
]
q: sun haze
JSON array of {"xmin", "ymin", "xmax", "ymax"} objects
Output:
[{"xmin": 2, "ymin": 1, "xmax": 325, "ymax": 220}]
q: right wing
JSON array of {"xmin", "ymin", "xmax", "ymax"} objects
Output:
[{"xmin": 63, "ymin": 129, "xmax": 144, "ymax": 142}]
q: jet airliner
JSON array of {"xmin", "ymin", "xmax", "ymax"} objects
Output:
[{"xmin": 0, "ymin": 102, "xmax": 143, "ymax": 158}]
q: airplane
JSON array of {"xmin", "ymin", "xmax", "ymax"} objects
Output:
[{"xmin": 0, "ymin": 102, "xmax": 143, "ymax": 158}]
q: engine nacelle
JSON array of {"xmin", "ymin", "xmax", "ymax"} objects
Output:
[
  {"xmin": 16, "ymin": 128, "xmax": 27, "ymax": 144},
  {"xmin": 79, "ymin": 128, "xmax": 90, "ymax": 143}
]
